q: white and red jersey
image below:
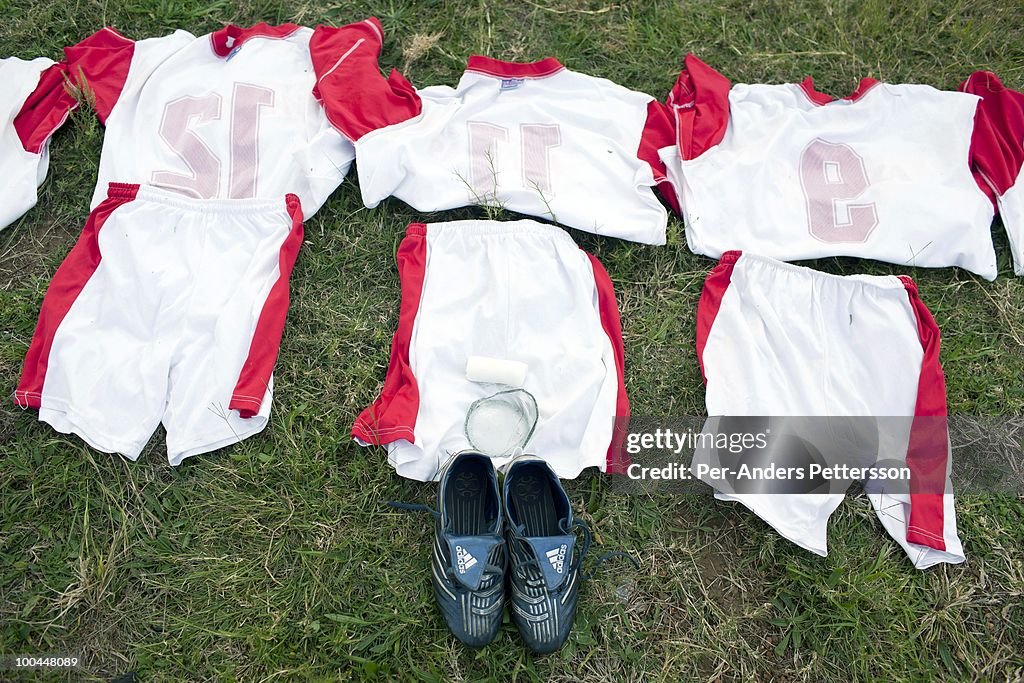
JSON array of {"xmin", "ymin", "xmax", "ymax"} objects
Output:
[
  {"xmin": 1, "ymin": 57, "xmax": 58, "ymax": 230},
  {"xmin": 8, "ymin": 22, "xmax": 367, "ymax": 226},
  {"xmin": 311, "ymin": 18, "xmax": 677, "ymax": 244},
  {"xmin": 661, "ymin": 56, "xmax": 1024, "ymax": 279}
]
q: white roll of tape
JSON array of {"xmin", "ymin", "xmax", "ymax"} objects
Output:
[{"xmin": 465, "ymin": 356, "xmax": 528, "ymax": 387}]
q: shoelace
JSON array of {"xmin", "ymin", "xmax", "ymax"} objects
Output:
[
  {"xmin": 385, "ymin": 500, "xmax": 441, "ymax": 522},
  {"xmin": 509, "ymin": 516, "xmax": 639, "ymax": 582},
  {"xmin": 385, "ymin": 501, "xmax": 506, "ymax": 581}
]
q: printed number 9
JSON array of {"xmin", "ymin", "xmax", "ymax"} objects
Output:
[{"xmin": 799, "ymin": 138, "xmax": 878, "ymax": 243}]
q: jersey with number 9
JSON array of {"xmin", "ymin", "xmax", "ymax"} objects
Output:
[{"xmin": 660, "ymin": 55, "xmax": 1024, "ymax": 280}]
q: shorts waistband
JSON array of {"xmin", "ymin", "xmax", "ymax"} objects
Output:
[
  {"xmin": 725, "ymin": 250, "xmax": 910, "ymax": 290},
  {"xmin": 107, "ymin": 183, "xmax": 299, "ymax": 215},
  {"xmin": 405, "ymin": 219, "xmax": 576, "ymax": 245}
]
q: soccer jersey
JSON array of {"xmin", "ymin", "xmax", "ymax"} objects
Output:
[
  {"xmin": 7, "ymin": 22, "xmax": 366, "ymax": 228},
  {"xmin": 660, "ymin": 56, "xmax": 1024, "ymax": 279},
  {"xmin": 310, "ymin": 18, "xmax": 677, "ymax": 244},
  {"xmin": 0, "ymin": 57, "xmax": 58, "ymax": 230}
]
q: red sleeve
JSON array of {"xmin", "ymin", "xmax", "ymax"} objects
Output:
[
  {"xmin": 961, "ymin": 71, "xmax": 1024, "ymax": 199},
  {"xmin": 637, "ymin": 100, "xmax": 681, "ymax": 214},
  {"xmin": 14, "ymin": 62, "xmax": 78, "ymax": 154},
  {"xmin": 310, "ymin": 17, "xmax": 421, "ymax": 141},
  {"xmin": 63, "ymin": 27, "xmax": 135, "ymax": 124},
  {"xmin": 668, "ymin": 54, "xmax": 731, "ymax": 160},
  {"xmin": 962, "ymin": 71, "xmax": 1024, "ymax": 274}
]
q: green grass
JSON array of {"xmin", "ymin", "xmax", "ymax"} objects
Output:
[{"xmin": 2, "ymin": 0, "xmax": 1023, "ymax": 680}]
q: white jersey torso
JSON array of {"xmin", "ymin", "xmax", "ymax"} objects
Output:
[
  {"xmin": 664, "ymin": 68, "xmax": 1002, "ymax": 279},
  {"xmin": 90, "ymin": 26, "xmax": 354, "ymax": 217},
  {"xmin": 315, "ymin": 24, "xmax": 677, "ymax": 245},
  {"xmin": 356, "ymin": 61, "xmax": 668, "ymax": 243}
]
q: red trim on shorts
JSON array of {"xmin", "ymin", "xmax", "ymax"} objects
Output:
[
  {"xmin": 14, "ymin": 183, "xmax": 140, "ymax": 409},
  {"xmin": 228, "ymin": 195, "xmax": 305, "ymax": 418},
  {"xmin": 898, "ymin": 275, "xmax": 949, "ymax": 552},
  {"xmin": 695, "ymin": 250, "xmax": 740, "ymax": 383},
  {"xmin": 465, "ymin": 56, "xmax": 564, "ymax": 79},
  {"xmin": 351, "ymin": 223, "xmax": 428, "ymax": 445},
  {"xmin": 586, "ymin": 252, "xmax": 631, "ymax": 474}
]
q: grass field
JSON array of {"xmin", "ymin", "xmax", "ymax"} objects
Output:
[{"xmin": 2, "ymin": 0, "xmax": 1023, "ymax": 680}]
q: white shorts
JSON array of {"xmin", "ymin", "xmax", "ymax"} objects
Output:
[
  {"xmin": 352, "ymin": 219, "xmax": 629, "ymax": 481},
  {"xmin": 14, "ymin": 183, "xmax": 304, "ymax": 465},
  {"xmin": 694, "ymin": 251, "xmax": 964, "ymax": 569}
]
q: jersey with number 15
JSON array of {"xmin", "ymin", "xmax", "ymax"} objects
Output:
[
  {"xmin": 10, "ymin": 21, "xmax": 381, "ymax": 221},
  {"xmin": 660, "ymin": 55, "xmax": 1024, "ymax": 280}
]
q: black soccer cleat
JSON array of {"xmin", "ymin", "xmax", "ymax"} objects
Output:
[
  {"xmin": 391, "ymin": 452, "xmax": 507, "ymax": 647},
  {"xmin": 503, "ymin": 456, "xmax": 589, "ymax": 654}
]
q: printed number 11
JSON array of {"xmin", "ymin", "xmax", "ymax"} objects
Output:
[{"xmin": 468, "ymin": 121, "xmax": 562, "ymax": 197}]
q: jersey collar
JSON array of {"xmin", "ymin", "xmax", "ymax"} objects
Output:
[
  {"xmin": 798, "ymin": 76, "xmax": 880, "ymax": 105},
  {"xmin": 466, "ymin": 55, "xmax": 565, "ymax": 79},
  {"xmin": 210, "ymin": 23, "xmax": 301, "ymax": 57}
]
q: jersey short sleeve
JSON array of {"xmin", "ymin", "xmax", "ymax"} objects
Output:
[
  {"xmin": 1, "ymin": 57, "xmax": 61, "ymax": 231},
  {"xmin": 961, "ymin": 71, "xmax": 1024, "ymax": 275},
  {"xmin": 63, "ymin": 27, "xmax": 137, "ymax": 123},
  {"xmin": 637, "ymin": 99, "xmax": 680, "ymax": 215},
  {"xmin": 2, "ymin": 27, "xmax": 149, "ymax": 230},
  {"xmin": 666, "ymin": 54, "xmax": 732, "ymax": 161},
  {"xmin": 309, "ymin": 17, "xmax": 421, "ymax": 141}
]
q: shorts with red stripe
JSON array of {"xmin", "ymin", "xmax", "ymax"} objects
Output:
[
  {"xmin": 694, "ymin": 251, "xmax": 965, "ymax": 569},
  {"xmin": 14, "ymin": 183, "xmax": 304, "ymax": 465},
  {"xmin": 352, "ymin": 219, "xmax": 629, "ymax": 482}
]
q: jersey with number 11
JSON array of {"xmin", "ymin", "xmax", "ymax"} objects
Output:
[{"xmin": 310, "ymin": 18, "xmax": 677, "ymax": 245}]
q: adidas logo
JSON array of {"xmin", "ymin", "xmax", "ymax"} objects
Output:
[
  {"xmin": 546, "ymin": 544, "xmax": 568, "ymax": 574},
  {"xmin": 455, "ymin": 545, "xmax": 478, "ymax": 574}
]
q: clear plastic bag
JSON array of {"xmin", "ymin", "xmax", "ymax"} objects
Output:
[{"xmin": 464, "ymin": 388, "xmax": 539, "ymax": 458}]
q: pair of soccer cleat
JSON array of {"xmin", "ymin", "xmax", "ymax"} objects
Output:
[{"xmin": 390, "ymin": 452, "xmax": 616, "ymax": 653}]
